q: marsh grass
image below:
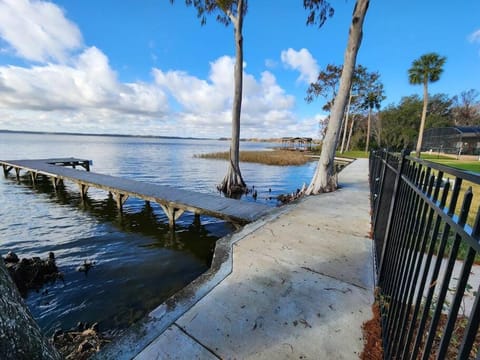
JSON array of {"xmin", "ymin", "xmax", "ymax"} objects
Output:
[{"xmin": 195, "ymin": 150, "xmax": 315, "ymax": 166}]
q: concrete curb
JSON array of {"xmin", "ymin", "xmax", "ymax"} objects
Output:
[{"xmin": 96, "ymin": 204, "xmax": 294, "ymax": 359}]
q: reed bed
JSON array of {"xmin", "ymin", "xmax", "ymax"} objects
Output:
[{"xmin": 194, "ymin": 150, "xmax": 314, "ymax": 166}]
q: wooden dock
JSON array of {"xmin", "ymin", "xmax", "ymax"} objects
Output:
[{"xmin": 0, "ymin": 158, "xmax": 271, "ymax": 227}]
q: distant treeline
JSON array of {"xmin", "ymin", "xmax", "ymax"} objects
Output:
[{"xmin": 347, "ymin": 90, "xmax": 480, "ymax": 151}]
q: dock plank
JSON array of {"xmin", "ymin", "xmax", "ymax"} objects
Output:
[{"xmin": 0, "ymin": 159, "xmax": 272, "ymax": 225}]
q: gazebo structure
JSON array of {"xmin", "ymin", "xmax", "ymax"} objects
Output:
[
  {"xmin": 422, "ymin": 126, "xmax": 480, "ymax": 155},
  {"xmin": 281, "ymin": 137, "xmax": 313, "ymax": 151}
]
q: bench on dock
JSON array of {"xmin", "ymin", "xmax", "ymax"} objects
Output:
[{"xmin": 0, "ymin": 158, "xmax": 271, "ymax": 228}]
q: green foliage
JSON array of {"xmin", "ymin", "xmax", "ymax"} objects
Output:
[
  {"xmin": 174, "ymin": 0, "xmax": 247, "ymax": 26},
  {"xmin": 306, "ymin": 64, "xmax": 384, "ymax": 112},
  {"xmin": 305, "ymin": 64, "xmax": 342, "ymax": 109},
  {"xmin": 425, "ymin": 93, "xmax": 454, "ymax": 128},
  {"xmin": 303, "ymin": 0, "xmax": 334, "ymax": 27},
  {"xmin": 379, "ymin": 95, "xmax": 422, "ymax": 150},
  {"xmin": 408, "ymin": 52, "xmax": 447, "ymax": 86},
  {"xmin": 360, "ymin": 71, "xmax": 385, "ymax": 112},
  {"xmin": 379, "ymin": 94, "xmax": 455, "ymax": 150},
  {"xmin": 452, "ymin": 89, "xmax": 480, "ymax": 126},
  {"xmin": 306, "ymin": 64, "xmax": 385, "ymax": 149}
]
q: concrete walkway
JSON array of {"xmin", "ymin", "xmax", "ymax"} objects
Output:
[{"xmin": 134, "ymin": 159, "xmax": 374, "ymax": 359}]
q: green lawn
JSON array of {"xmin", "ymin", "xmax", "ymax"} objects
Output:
[
  {"xmin": 336, "ymin": 150, "xmax": 369, "ymax": 159},
  {"xmin": 419, "ymin": 153, "xmax": 454, "ymax": 160},
  {"xmin": 426, "ymin": 158, "xmax": 480, "ymax": 173}
]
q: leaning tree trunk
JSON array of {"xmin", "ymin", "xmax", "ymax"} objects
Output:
[
  {"xmin": 0, "ymin": 260, "xmax": 61, "ymax": 360},
  {"xmin": 415, "ymin": 80, "xmax": 429, "ymax": 157},
  {"xmin": 218, "ymin": 0, "xmax": 247, "ymax": 196},
  {"xmin": 306, "ymin": 0, "xmax": 370, "ymax": 195},
  {"xmin": 365, "ymin": 107, "xmax": 372, "ymax": 153}
]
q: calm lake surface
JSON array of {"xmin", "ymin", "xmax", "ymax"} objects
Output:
[{"xmin": 0, "ymin": 132, "xmax": 316, "ymax": 335}]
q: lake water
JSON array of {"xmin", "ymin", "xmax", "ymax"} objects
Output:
[{"xmin": 0, "ymin": 132, "xmax": 316, "ymax": 335}]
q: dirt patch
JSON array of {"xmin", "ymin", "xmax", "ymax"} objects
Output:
[
  {"xmin": 360, "ymin": 302, "xmax": 383, "ymax": 360},
  {"xmin": 411, "ymin": 312, "xmax": 480, "ymax": 359}
]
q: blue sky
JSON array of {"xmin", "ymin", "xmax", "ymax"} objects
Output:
[{"xmin": 0, "ymin": 0, "xmax": 479, "ymax": 138}]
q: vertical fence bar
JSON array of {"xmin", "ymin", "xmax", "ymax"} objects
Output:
[
  {"xmin": 435, "ymin": 188, "xmax": 474, "ymax": 359},
  {"xmin": 382, "ymin": 157, "xmax": 412, "ymax": 297},
  {"xmin": 421, "ymin": 177, "xmax": 463, "ymax": 360},
  {"xmin": 457, "ymin": 283, "xmax": 480, "ymax": 359},
  {"xmin": 409, "ymin": 177, "xmax": 451, "ymax": 360},
  {"xmin": 377, "ymin": 150, "xmax": 407, "ymax": 285},
  {"xmin": 386, "ymin": 163, "xmax": 426, "ymax": 358},
  {"xmin": 402, "ymin": 172, "xmax": 441, "ymax": 359},
  {"xmin": 457, "ymin": 206, "xmax": 480, "ymax": 359},
  {"xmin": 396, "ymin": 173, "xmax": 435, "ymax": 357}
]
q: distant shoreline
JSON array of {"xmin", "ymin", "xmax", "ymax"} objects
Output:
[
  {"xmin": 0, "ymin": 129, "xmax": 213, "ymax": 141},
  {"xmin": 0, "ymin": 129, "xmax": 312, "ymax": 143}
]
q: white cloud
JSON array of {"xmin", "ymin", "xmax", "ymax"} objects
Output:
[
  {"xmin": 469, "ymin": 29, "xmax": 480, "ymax": 43},
  {"xmin": 0, "ymin": 0, "xmax": 83, "ymax": 63},
  {"xmin": 265, "ymin": 59, "xmax": 278, "ymax": 69},
  {"xmin": 280, "ymin": 48, "xmax": 319, "ymax": 84},
  {"xmin": 0, "ymin": 0, "xmax": 322, "ymax": 138},
  {"xmin": 0, "ymin": 49, "xmax": 321, "ymax": 138},
  {"xmin": 152, "ymin": 55, "xmax": 311, "ymax": 137},
  {"xmin": 0, "ymin": 47, "xmax": 168, "ymax": 116}
]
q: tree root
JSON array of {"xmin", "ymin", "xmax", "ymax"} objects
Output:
[{"xmin": 217, "ymin": 164, "xmax": 247, "ymax": 197}]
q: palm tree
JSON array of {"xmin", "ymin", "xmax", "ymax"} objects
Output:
[
  {"xmin": 362, "ymin": 80, "xmax": 384, "ymax": 152},
  {"xmin": 408, "ymin": 52, "xmax": 446, "ymax": 157}
]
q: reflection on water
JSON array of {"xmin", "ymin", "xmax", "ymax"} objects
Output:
[
  {"xmin": 3, "ymin": 174, "xmax": 229, "ymax": 335},
  {"xmin": 0, "ymin": 133, "xmax": 315, "ymax": 335}
]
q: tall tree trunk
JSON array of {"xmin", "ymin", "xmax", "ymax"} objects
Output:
[
  {"xmin": 218, "ymin": 0, "xmax": 246, "ymax": 196},
  {"xmin": 0, "ymin": 260, "xmax": 61, "ymax": 360},
  {"xmin": 346, "ymin": 114, "xmax": 356, "ymax": 151},
  {"xmin": 340, "ymin": 90, "xmax": 353, "ymax": 153},
  {"xmin": 365, "ymin": 107, "xmax": 372, "ymax": 153},
  {"xmin": 415, "ymin": 80, "xmax": 429, "ymax": 157},
  {"xmin": 376, "ymin": 114, "xmax": 382, "ymax": 147},
  {"xmin": 305, "ymin": 0, "xmax": 369, "ymax": 195}
]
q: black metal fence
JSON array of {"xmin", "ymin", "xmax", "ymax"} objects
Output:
[{"xmin": 370, "ymin": 149, "xmax": 480, "ymax": 359}]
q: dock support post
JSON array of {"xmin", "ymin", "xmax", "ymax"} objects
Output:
[
  {"xmin": 193, "ymin": 213, "xmax": 201, "ymax": 227},
  {"xmin": 51, "ymin": 177, "xmax": 63, "ymax": 190},
  {"xmin": 112, "ymin": 192, "xmax": 129, "ymax": 212},
  {"xmin": 79, "ymin": 184, "xmax": 89, "ymax": 198},
  {"xmin": 30, "ymin": 171, "xmax": 38, "ymax": 184},
  {"xmin": 15, "ymin": 168, "xmax": 20, "ymax": 181},
  {"xmin": 232, "ymin": 222, "xmax": 242, "ymax": 231},
  {"xmin": 159, "ymin": 204, "xmax": 185, "ymax": 228},
  {"xmin": 2, "ymin": 165, "xmax": 12, "ymax": 177}
]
